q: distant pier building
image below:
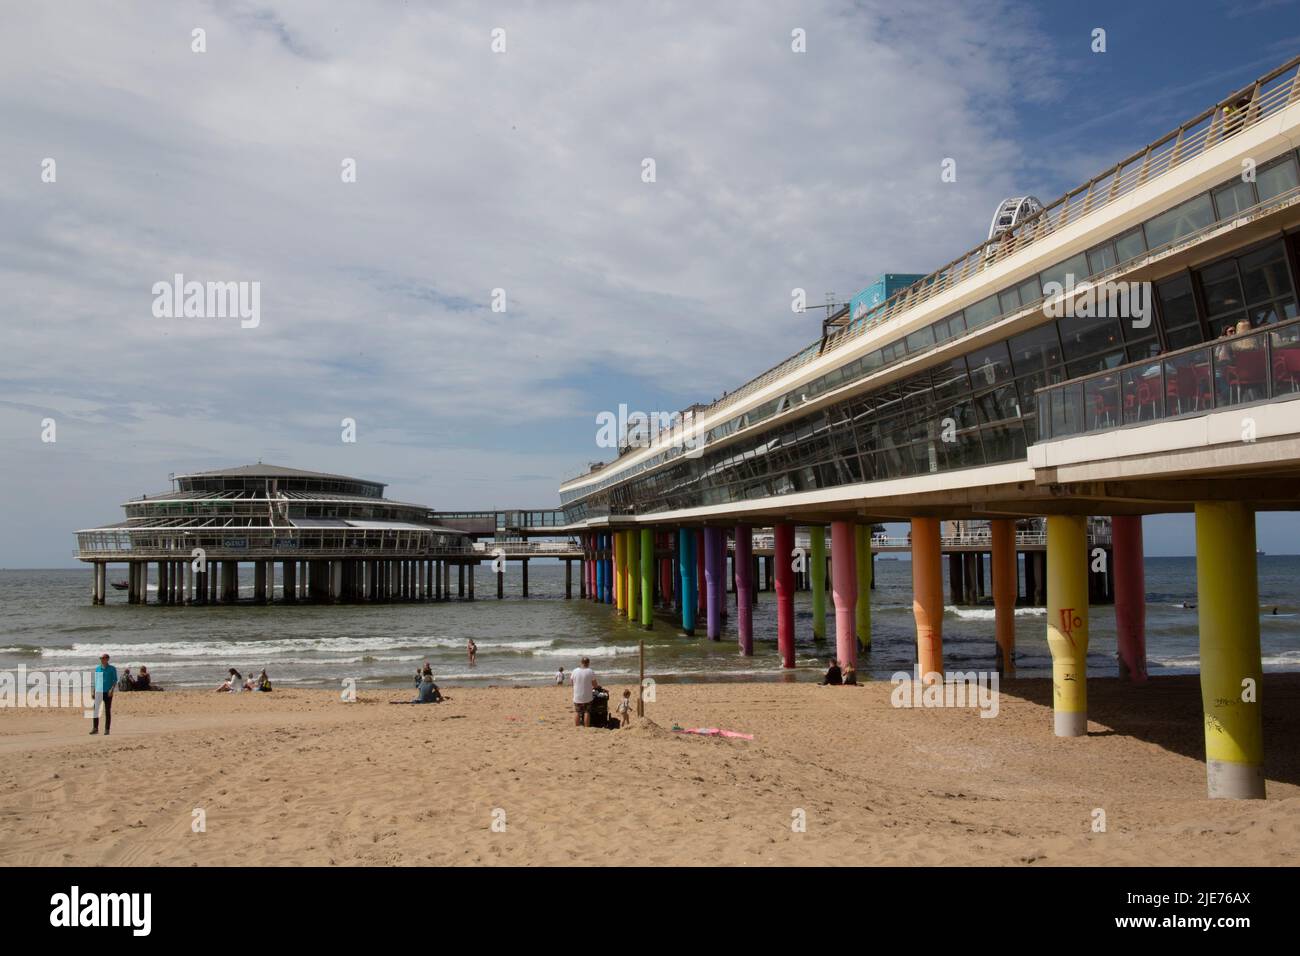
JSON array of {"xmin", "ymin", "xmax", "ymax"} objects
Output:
[{"xmin": 75, "ymin": 465, "xmax": 482, "ymax": 605}]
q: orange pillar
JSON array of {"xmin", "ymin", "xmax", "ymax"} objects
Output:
[{"xmin": 911, "ymin": 517, "xmax": 943, "ymax": 682}]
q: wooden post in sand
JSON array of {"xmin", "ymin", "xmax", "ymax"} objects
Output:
[{"xmin": 637, "ymin": 639, "xmax": 645, "ymax": 717}]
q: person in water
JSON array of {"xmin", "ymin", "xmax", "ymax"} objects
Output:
[
  {"xmin": 819, "ymin": 659, "xmax": 843, "ymax": 686},
  {"xmin": 467, "ymin": 639, "xmax": 478, "ymax": 666}
]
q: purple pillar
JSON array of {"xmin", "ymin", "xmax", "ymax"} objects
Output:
[
  {"xmin": 704, "ymin": 526, "xmax": 723, "ymax": 640},
  {"xmin": 735, "ymin": 525, "xmax": 753, "ymax": 655}
]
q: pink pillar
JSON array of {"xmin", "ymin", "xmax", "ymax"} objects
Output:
[
  {"xmin": 831, "ymin": 520, "xmax": 858, "ymax": 669},
  {"xmin": 774, "ymin": 523, "xmax": 796, "ymax": 668},
  {"xmin": 1113, "ymin": 515, "xmax": 1148, "ymax": 683},
  {"xmin": 735, "ymin": 525, "xmax": 753, "ymax": 655}
]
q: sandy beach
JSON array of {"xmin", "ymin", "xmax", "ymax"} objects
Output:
[{"xmin": 1, "ymin": 674, "xmax": 1297, "ymax": 866}]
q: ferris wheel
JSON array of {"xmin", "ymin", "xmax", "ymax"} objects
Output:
[{"xmin": 986, "ymin": 195, "xmax": 1045, "ymax": 241}]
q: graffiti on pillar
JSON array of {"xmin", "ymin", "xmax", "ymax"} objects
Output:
[{"xmin": 1058, "ymin": 608, "xmax": 1082, "ymax": 647}]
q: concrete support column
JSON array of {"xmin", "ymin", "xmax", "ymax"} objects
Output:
[
  {"xmin": 225, "ymin": 561, "xmax": 239, "ymax": 603},
  {"xmin": 991, "ymin": 519, "xmax": 1018, "ymax": 677},
  {"xmin": 1195, "ymin": 502, "xmax": 1264, "ymax": 799},
  {"xmin": 1046, "ymin": 515, "xmax": 1089, "ymax": 737},
  {"xmin": 1033, "ymin": 551, "xmax": 1046, "ymax": 604},
  {"xmin": 613, "ymin": 532, "xmax": 625, "ymax": 613},
  {"xmin": 735, "ymin": 525, "xmax": 753, "ymax": 655},
  {"xmin": 1112, "ymin": 515, "xmax": 1148, "ymax": 684},
  {"xmin": 468, "ymin": 563, "xmax": 475, "ymax": 600},
  {"xmin": 774, "ymin": 523, "xmax": 796, "ymax": 668},
  {"xmin": 831, "ymin": 521, "xmax": 858, "ymax": 670},
  {"xmin": 157, "ymin": 561, "xmax": 169, "ymax": 605},
  {"xmin": 854, "ymin": 525, "xmax": 872, "ymax": 650},
  {"xmin": 695, "ymin": 529, "xmax": 707, "ymax": 620},
  {"xmin": 418, "ymin": 559, "xmax": 426, "ymax": 602},
  {"xmin": 596, "ymin": 546, "xmax": 606, "ymax": 606},
  {"xmin": 962, "ymin": 551, "xmax": 978, "ymax": 605},
  {"xmin": 704, "ymin": 527, "xmax": 722, "ymax": 639},
  {"xmin": 497, "ymin": 561, "xmax": 505, "ymax": 599},
  {"xmin": 678, "ymin": 528, "xmax": 696, "ymax": 635},
  {"xmin": 639, "ymin": 529, "xmax": 654, "ymax": 629},
  {"xmin": 911, "ymin": 517, "xmax": 944, "ymax": 682},
  {"xmin": 660, "ymin": 539, "xmax": 674, "ymax": 609},
  {"xmin": 948, "ymin": 552, "xmax": 963, "ymax": 605},
  {"xmin": 565, "ymin": 559, "xmax": 572, "ymax": 599},
  {"xmin": 626, "ymin": 532, "xmax": 640, "ymax": 623},
  {"xmin": 809, "ymin": 527, "xmax": 826, "ymax": 640},
  {"xmin": 457, "ymin": 562, "xmax": 465, "ymax": 599},
  {"xmin": 254, "ymin": 560, "xmax": 266, "ymax": 603},
  {"xmin": 522, "ymin": 557, "xmax": 530, "ymax": 598},
  {"xmin": 331, "ymin": 560, "xmax": 342, "ymax": 604}
]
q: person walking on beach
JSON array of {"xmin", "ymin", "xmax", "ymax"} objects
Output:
[
  {"xmin": 90, "ymin": 653, "xmax": 117, "ymax": 736},
  {"xmin": 617, "ymin": 688, "xmax": 633, "ymax": 726},
  {"xmin": 555, "ymin": 666, "xmax": 565, "ymax": 685},
  {"xmin": 467, "ymin": 639, "xmax": 477, "ymax": 666},
  {"xmin": 570, "ymin": 657, "xmax": 596, "ymax": 728}
]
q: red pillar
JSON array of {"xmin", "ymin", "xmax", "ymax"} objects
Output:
[
  {"xmin": 1113, "ymin": 515, "xmax": 1148, "ymax": 683},
  {"xmin": 774, "ymin": 523, "xmax": 796, "ymax": 668}
]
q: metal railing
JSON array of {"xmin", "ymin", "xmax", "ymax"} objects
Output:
[
  {"xmin": 564, "ymin": 54, "xmax": 1300, "ymax": 488},
  {"xmin": 1036, "ymin": 316, "xmax": 1300, "ymax": 441}
]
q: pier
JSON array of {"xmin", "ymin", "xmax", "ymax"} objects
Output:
[{"xmin": 559, "ymin": 57, "xmax": 1300, "ymax": 800}]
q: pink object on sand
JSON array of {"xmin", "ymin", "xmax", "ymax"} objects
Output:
[{"xmin": 674, "ymin": 727, "xmax": 754, "ymax": 740}]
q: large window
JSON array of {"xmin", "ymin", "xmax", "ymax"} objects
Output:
[
  {"xmin": 1143, "ymin": 193, "xmax": 1214, "ymax": 249},
  {"xmin": 1256, "ymin": 154, "xmax": 1299, "ymax": 201},
  {"xmin": 1157, "ymin": 273, "xmax": 1202, "ymax": 349}
]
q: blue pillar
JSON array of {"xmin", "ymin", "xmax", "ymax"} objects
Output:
[
  {"xmin": 602, "ymin": 534, "xmax": 614, "ymax": 605},
  {"xmin": 595, "ymin": 537, "xmax": 605, "ymax": 605},
  {"xmin": 704, "ymin": 527, "xmax": 722, "ymax": 640},
  {"xmin": 678, "ymin": 528, "xmax": 696, "ymax": 635}
]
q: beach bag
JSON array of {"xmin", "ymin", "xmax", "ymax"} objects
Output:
[{"xmin": 605, "ymin": 717, "xmax": 621, "ymax": 731}]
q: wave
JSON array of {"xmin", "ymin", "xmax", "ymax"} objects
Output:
[{"xmin": 944, "ymin": 606, "xmax": 1047, "ymax": 621}]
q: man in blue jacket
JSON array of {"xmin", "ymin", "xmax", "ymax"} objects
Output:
[{"xmin": 91, "ymin": 653, "xmax": 117, "ymax": 736}]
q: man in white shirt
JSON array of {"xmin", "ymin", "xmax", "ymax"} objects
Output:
[{"xmin": 569, "ymin": 657, "xmax": 596, "ymax": 728}]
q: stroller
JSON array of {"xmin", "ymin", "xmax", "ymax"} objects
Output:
[{"xmin": 589, "ymin": 686, "xmax": 618, "ymax": 729}]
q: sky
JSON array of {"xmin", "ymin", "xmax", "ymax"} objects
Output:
[{"xmin": 2, "ymin": 0, "xmax": 1299, "ymax": 567}]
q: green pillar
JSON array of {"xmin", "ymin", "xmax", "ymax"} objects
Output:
[
  {"xmin": 855, "ymin": 524, "xmax": 872, "ymax": 648},
  {"xmin": 810, "ymin": 526, "xmax": 826, "ymax": 640},
  {"xmin": 640, "ymin": 529, "xmax": 654, "ymax": 629}
]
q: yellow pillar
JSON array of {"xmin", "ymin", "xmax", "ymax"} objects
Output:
[
  {"xmin": 1196, "ymin": 502, "xmax": 1264, "ymax": 798},
  {"xmin": 626, "ymin": 529, "xmax": 640, "ymax": 624},
  {"xmin": 614, "ymin": 532, "xmax": 625, "ymax": 613},
  {"xmin": 1046, "ymin": 515, "xmax": 1088, "ymax": 736},
  {"xmin": 854, "ymin": 524, "xmax": 871, "ymax": 648}
]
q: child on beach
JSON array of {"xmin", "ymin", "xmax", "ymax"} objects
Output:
[
  {"xmin": 555, "ymin": 667, "xmax": 565, "ymax": 685},
  {"xmin": 617, "ymin": 689, "xmax": 633, "ymax": 726}
]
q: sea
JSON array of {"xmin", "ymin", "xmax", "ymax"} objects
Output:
[{"xmin": 2, "ymin": 557, "xmax": 1298, "ymax": 690}]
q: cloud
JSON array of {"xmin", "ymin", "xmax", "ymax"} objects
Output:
[{"xmin": 0, "ymin": 0, "xmax": 1065, "ymax": 564}]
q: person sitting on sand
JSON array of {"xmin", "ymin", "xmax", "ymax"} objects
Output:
[
  {"xmin": 819, "ymin": 659, "xmax": 843, "ymax": 686},
  {"xmin": 842, "ymin": 664, "xmax": 858, "ymax": 686},
  {"xmin": 410, "ymin": 674, "xmax": 444, "ymax": 704},
  {"xmin": 136, "ymin": 665, "xmax": 159, "ymax": 691},
  {"xmin": 118, "ymin": 667, "xmax": 137, "ymax": 692},
  {"xmin": 617, "ymin": 688, "xmax": 633, "ymax": 726},
  {"xmin": 243, "ymin": 668, "xmax": 260, "ymax": 692},
  {"xmin": 256, "ymin": 669, "xmax": 272, "ymax": 692},
  {"xmin": 217, "ymin": 668, "xmax": 242, "ymax": 693}
]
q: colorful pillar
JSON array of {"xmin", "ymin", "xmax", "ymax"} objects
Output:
[
  {"xmin": 774, "ymin": 522, "xmax": 796, "ymax": 668},
  {"xmin": 830, "ymin": 521, "xmax": 858, "ymax": 669},
  {"xmin": 603, "ymin": 534, "xmax": 613, "ymax": 605},
  {"xmin": 809, "ymin": 527, "xmax": 826, "ymax": 640},
  {"xmin": 659, "ymin": 534, "xmax": 674, "ymax": 608},
  {"xmin": 639, "ymin": 529, "xmax": 654, "ymax": 629},
  {"xmin": 854, "ymin": 523, "xmax": 872, "ymax": 649},
  {"xmin": 704, "ymin": 527, "xmax": 723, "ymax": 640},
  {"xmin": 911, "ymin": 517, "xmax": 944, "ymax": 682},
  {"xmin": 1195, "ymin": 502, "xmax": 1264, "ymax": 799},
  {"xmin": 1046, "ymin": 515, "xmax": 1089, "ymax": 737},
  {"xmin": 678, "ymin": 528, "xmax": 697, "ymax": 636},
  {"xmin": 735, "ymin": 525, "xmax": 753, "ymax": 655},
  {"xmin": 695, "ymin": 529, "xmax": 707, "ymax": 619},
  {"xmin": 991, "ymin": 518, "xmax": 1017, "ymax": 677},
  {"xmin": 626, "ymin": 529, "xmax": 640, "ymax": 624},
  {"xmin": 614, "ymin": 532, "xmax": 625, "ymax": 613},
  {"xmin": 1112, "ymin": 515, "xmax": 1148, "ymax": 684}
]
